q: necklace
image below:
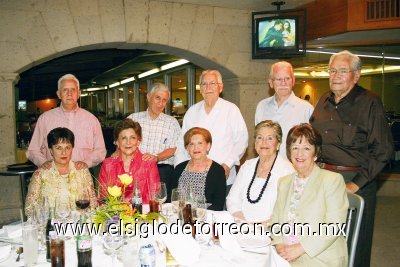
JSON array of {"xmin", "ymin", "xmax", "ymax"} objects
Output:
[{"xmin": 246, "ymin": 154, "xmax": 278, "ymax": 204}]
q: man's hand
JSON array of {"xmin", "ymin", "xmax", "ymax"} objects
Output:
[
  {"xmin": 142, "ymin": 153, "xmax": 158, "ymax": 162},
  {"xmin": 276, "ymin": 243, "xmax": 305, "ymax": 262},
  {"xmin": 41, "ymin": 160, "xmax": 53, "ymax": 170},
  {"xmin": 111, "ymin": 149, "xmax": 119, "ymax": 159},
  {"xmin": 221, "ymin": 163, "xmax": 230, "ymax": 178},
  {"xmin": 74, "ymin": 161, "xmax": 88, "ymax": 170},
  {"xmin": 346, "ymin": 181, "xmax": 360, "ymax": 193}
]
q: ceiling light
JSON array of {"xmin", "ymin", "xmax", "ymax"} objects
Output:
[
  {"xmin": 121, "ymin": 77, "xmax": 135, "ymax": 84},
  {"xmin": 109, "ymin": 82, "xmax": 121, "ymax": 88},
  {"xmin": 138, "ymin": 68, "xmax": 160, "ymax": 79},
  {"xmin": 86, "ymin": 87, "xmax": 106, "ymax": 92},
  {"xmin": 307, "ymin": 50, "xmax": 400, "ymax": 60},
  {"xmin": 161, "ymin": 59, "xmax": 189, "ymax": 71}
]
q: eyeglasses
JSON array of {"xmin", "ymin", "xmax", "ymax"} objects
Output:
[
  {"xmin": 272, "ymin": 77, "xmax": 292, "ymax": 83},
  {"xmin": 327, "ymin": 68, "xmax": 355, "ymax": 76},
  {"xmin": 200, "ymin": 82, "xmax": 220, "ymax": 89}
]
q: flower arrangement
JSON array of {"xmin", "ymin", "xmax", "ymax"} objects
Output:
[{"xmin": 92, "ymin": 174, "xmax": 161, "ymax": 232}]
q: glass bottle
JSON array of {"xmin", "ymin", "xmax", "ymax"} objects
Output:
[
  {"xmin": 46, "ymin": 207, "xmax": 55, "ymax": 262},
  {"xmin": 132, "ymin": 180, "xmax": 142, "ymax": 214},
  {"xmin": 77, "ymin": 214, "xmax": 92, "ymax": 267}
]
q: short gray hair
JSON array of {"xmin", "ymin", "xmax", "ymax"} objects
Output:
[
  {"xmin": 269, "ymin": 61, "xmax": 294, "ymax": 79},
  {"xmin": 58, "ymin": 74, "xmax": 80, "ymax": 91},
  {"xmin": 329, "ymin": 50, "xmax": 362, "ymax": 71},
  {"xmin": 199, "ymin": 69, "xmax": 223, "ymax": 84},
  {"xmin": 147, "ymin": 83, "xmax": 170, "ymax": 99},
  {"xmin": 254, "ymin": 120, "xmax": 283, "ymax": 144}
]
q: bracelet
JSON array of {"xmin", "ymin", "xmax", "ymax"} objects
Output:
[{"xmin": 155, "ymin": 155, "xmax": 159, "ymax": 162}]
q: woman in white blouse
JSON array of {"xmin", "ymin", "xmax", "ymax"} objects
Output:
[{"xmin": 226, "ymin": 120, "xmax": 294, "ymax": 223}]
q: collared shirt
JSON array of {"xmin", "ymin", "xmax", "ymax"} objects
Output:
[
  {"xmin": 26, "ymin": 105, "xmax": 106, "ymax": 168},
  {"xmin": 255, "ymin": 92, "xmax": 314, "ymax": 159},
  {"xmin": 174, "ymin": 97, "xmax": 248, "ymax": 185},
  {"xmin": 226, "ymin": 156, "xmax": 294, "ymax": 222},
  {"xmin": 127, "ymin": 110, "xmax": 181, "ymax": 165},
  {"xmin": 310, "ymin": 84, "xmax": 393, "ymax": 188},
  {"xmin": 98, "ymin": 150, "xmax": 160, "ymax": 204},
  {"xmin": 25, "ymin": 161, "xmax": 97, "ymax": 217}
]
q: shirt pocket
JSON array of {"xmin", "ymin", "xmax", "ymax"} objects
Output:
[{"xmin": 340, "ymin": 123, "xmax": 366, "ymax": 148}]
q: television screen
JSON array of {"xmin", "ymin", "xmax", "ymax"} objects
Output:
[
  {"xmin": 252, "ymin": 9, "xmax": 306, "ymax": 59},
  {"xmin": 258, "ymin": 18, "xmax": 297, "ymax": 48}
]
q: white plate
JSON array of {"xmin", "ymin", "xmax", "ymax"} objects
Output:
[
  {"xmin": 236, "ymin": 234, "xmax": 270, "ymax": 249},
  {"xmin": 0, "ymin": 244, "xmax": 11, "ymax": 263}
]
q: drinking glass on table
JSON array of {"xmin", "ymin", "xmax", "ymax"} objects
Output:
[
  {"xmin": 103, "ymin": 232, "xmax": 124, "ymax": 267},
  {"xmin": 56, "ymin": 198, "xmax": 71, "ymax": 238},
  {"xmin": 22, "ymin": 222, "xmax": 39, "ymax": 266},
  {"xmin": 36, "ymin": 197, "xmax": 49, "ymax": 251},
  {"xmin": 154, "ymin": 182, "xmax": 167, "ymax": 214},
  {"xmin": 75, "ymin": 189, "xmax": 91, "ymax": 213},
  {"xmin": 171, "ymin": 188, "xmax": 184, "ymax": 218}
]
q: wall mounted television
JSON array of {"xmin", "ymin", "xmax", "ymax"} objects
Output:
[{"xmin": 252, "ymin": 9, "xmax": 306, "ymax": 59}]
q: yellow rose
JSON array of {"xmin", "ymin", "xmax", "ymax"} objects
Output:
[
  {"xmin": 118, "ymin": 174, "xmax": 133, "ymax": 186},
  {"xmin": 108, "ymin": 186, "xmax": 122, "ymax": 198}
]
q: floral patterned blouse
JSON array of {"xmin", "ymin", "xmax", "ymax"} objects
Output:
[{"xmin": 25, "ymin": 161, "xmax": 97, "ymax": 217}]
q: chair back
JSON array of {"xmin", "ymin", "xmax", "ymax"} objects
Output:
[{"xmin": 345, "ymin": 192, "xmax": 364, "ymax": 267}]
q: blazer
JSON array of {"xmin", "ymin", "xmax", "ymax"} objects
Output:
[{"xmin": 270, "ymin": 164, "xmax": 349, "ymax": 267}]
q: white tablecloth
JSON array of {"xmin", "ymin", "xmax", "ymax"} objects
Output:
[{"xmin": 0, "ymin": 208, "xmax": 275, "ymax": 267}]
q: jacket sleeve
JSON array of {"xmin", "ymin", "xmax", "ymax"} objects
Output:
[
  {"xmin": 300, "ymin": 173, "xmax": 349, "ymax": 257},
  {"xmin": 206, "ymin": 162, "xmax": 226, "ymax": 211},
  {"xmin": 25, "ymin": 170, "xmax": 42, "ymax": 217}
]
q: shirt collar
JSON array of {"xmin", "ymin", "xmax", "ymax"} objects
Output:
[
  {"xmin": 273, "ymin": 91, "xmax": 296, "ymax": 107},
  {"xmin": 60, "ymin": 103, "xmax": 79, "ymax": 113},
  {"xmin": 326, "ymin": 84, "xmax": 359, "ymax": 105},
  {"xmin": 146, "ymin": 109, "xmax": 164, "ymax": 121}
]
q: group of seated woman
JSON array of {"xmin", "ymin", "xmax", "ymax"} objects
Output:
[{"xmin": 25, "ymin": 118, "xmax": 348, "ymax": 266}]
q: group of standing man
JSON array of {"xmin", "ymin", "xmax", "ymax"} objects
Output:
[{"xmin": 26, "ymin": 50, "xmax": 392, "ymax": 267}]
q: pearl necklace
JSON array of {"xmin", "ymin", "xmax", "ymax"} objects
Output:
[{"xmin": 246, "ymin": 155, "xmax": 278, "ymax": 204}]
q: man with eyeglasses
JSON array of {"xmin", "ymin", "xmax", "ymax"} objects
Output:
[
  {"xmin": 310, "ymin": 50, "xmax": 393, "ymax": 267},
  {"xmin": 255, "ymin": 61, "xmax": 313, "ymax": 159},
  {"xmin": 174, "ymin": 69, "xmax": 248, "ymax": 188}
]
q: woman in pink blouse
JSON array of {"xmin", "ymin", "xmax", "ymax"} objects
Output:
[{"xmin": 98, "ymin": 119, "xmax": 160, "ymax": 204}]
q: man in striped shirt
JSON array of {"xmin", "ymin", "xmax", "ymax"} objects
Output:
[{"xmin": 127, "ymin": 83, "xmax": 181, "ymax": 193}]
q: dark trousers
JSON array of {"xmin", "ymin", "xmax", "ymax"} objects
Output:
[
  {"xmin": 330, "ymin": 170, "xmax": 377, "ymax": 267},
  {"xmin": 157, "ymin": 164, "xmax": 174, "ymax": 201}
]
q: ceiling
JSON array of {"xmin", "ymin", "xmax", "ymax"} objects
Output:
[{"xmin": 16, "ymin": 0, "xmax": 400, "ymax": 101}]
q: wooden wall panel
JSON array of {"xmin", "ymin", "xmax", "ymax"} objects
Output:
[
  {"xmin": 348, "ymin": 0, "xmax": 400, "ymax": 31},
  {"xmin": 304, "ymin": 0, "xmax": 349, "ymax": 40},
  {"xmin": 303, "ymin": 0, "xmax": 400, "ymax": 41}
]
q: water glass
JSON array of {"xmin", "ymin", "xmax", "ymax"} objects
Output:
[
  {"xmin": 122, "ymin": 236, "xmax": 139, "ymax": 267},
  {"xmin": 103, "ymin": 233, "xmax": 124, "ymax": 267},
  {"xmin": 22, "ymin": 223, "xmax": 39, "ymax": 266}
]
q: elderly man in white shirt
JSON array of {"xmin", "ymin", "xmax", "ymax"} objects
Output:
[
  {"xmin": 174, "ymin": 69, "xmax": 248, "ymax": 186},
  {"xmin": 255, "ymin": 61, "xmax": 313, "ymax": 159}
]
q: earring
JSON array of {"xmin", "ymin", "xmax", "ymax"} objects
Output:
[{"xmin": 314, "ymin": 156, "xmax": 318, "ymax": 161}]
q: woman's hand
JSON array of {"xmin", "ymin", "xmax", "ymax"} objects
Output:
[
  {"xmin": 276, "ymin": 243, "xmax": 305, "ymax": 262},
  {"xmin": 232, "ymin": 211, "xmax": 246, "ymax": 221},
  {"xmin": 74, "ymin": 161, "xmax": 88, "ymax": 170},
  {"xmin": 221, "ymin": 163, "xmax": 230, "ymax": 178}
]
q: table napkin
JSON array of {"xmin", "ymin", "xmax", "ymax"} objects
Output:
[
  {"xmin": 0, "ymin": 244, "xmax": 11, "ymax": 262},
  {"xmin": 208, "ymin": 211, "xmax": 243, "ymax": 254},
  {"xmin": 158, "ymin": 226, "xmax": 200, "ymax": 266},
  {"xmin": 268, "ymin": 246, "xmax": 291, "ymax": 267},
  {"xmin": 2, "ymin": 224, "xmax": 22, "ymax": 239}
]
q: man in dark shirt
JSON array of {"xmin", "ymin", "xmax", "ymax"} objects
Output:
[{"xmin": 310, "ymin": 50, "xmax": 393, "ymax": 267}]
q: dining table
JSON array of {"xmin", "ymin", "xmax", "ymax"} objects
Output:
[{"xmin": 0, "ymin": 206, "xmax": 282, "ymax": 267}]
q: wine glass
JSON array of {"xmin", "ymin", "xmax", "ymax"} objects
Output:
[
  {"xmin": 155, "ymin": 182, "xmax": 167, "ymax": 214},
  {"xmin": 171, "ymin": 188, "xmax": 184, "ymax": 220},
  {"xmin": 103, "ymin": 233, "xmax": 124, "ymax": 267},
  {"xmin": 75, "ymin": 189, "xmax": 90, "ymax": 213},
  {"xmin": 56, "ymin": 198, "xmax": 71, "ymax": 238}
]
